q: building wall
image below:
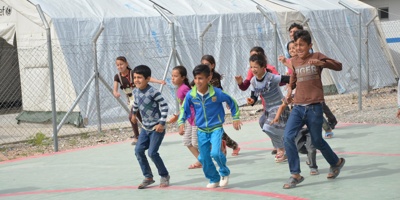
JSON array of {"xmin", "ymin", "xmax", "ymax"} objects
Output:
[{"xmin": 361, "ymin": 0, "xmax": 400, "ymax": 21}]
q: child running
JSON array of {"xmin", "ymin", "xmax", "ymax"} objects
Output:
[
  {"xmin": 200, "ymin": 55, "xmax": 241, "ymax": 156},
  {"xmin": 113, "ymin": 56, "xmax": 165, "ymax": 145},
  {"xmin": 246, "ymin": 54, "xmax": 289, "ymax": 163},
  {"xmin": 131, "ymin": 65, "xmax": 170, "ymax": 189},
  {"xmin": 283, "ymin": 30, "xmax": 345, "ymax": 189},
  {"xmin": 178, "ymin": 64, "xmax": 242, "ymax": 188},
  {"xmin": 168, "ymin": 66, "xmax": 201, "ymax": 169}
]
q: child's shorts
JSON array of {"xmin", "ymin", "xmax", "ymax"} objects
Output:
[{"xmin": 183, "ymin": 121, "xmax": 198, "ymax": 147}]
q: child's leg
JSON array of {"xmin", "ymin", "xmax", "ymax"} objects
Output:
[
  {"xmin": 284, "ymin": 106, "xmax": 306, "ymax": 175},
  {"xmin": 129, "ymin": 111, "xmax": 143, "ymax": 138},
  {"xmin": 135, "ymin": 129, "xmax": 152, "ymax": 178},
  {"xmin": 222, "ymin": 131, "xmax": 239, "ymax": 150},
  {"xmin": 147, "ymin": 129, "xmax": 169, "ymax": 177},
  {"xmin": 305, "ymin": 104, "xmax": 339, "ymax": 167},
  {"xmin": 198, "ymin": 130, "xmax": 220, "ymax": 183},
  {"xmin": 259, "ymin": 112, "xmax": 278, "ymax": 154},
  {"xmin": 305, "ymin": 132, "xmax": 318, "ymax": 169},
  {"xmin": 184, "ymin": 125, "xmax": 201, "ymax": 168},
  {"xmin": 322, "ymin": 102, "xmax": 337, "ymax": 129},
  {"xmin": 210, "ymin": 128, "xmax": 230, "ymax": 177}
]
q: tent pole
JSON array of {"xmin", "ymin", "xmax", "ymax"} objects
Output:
[
  {"xmin": 92, "ymin": 24, "xmax": 104, "ymax": 133},
  {"xmin": 36, "ymin": 4, "xmax": 58, "ymax": 152},
  {"xmin": 365, "ymin": 14, "xmax": 378, "ymax": 94},
  {"xmin": 339, "ymin": 1, "xmax": 362, "ymax": 111}
]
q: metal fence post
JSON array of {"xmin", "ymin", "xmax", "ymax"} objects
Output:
[
  {"xmin": 36, "ymin": 4, "xmax": 58, "ymax": 151},
  {"xmin": 339, "ymin": 1, "xmax": 362, "ymax": 111},
  {"xmin": 92, "ymin": 24, "xmax": 104, "ymax": 133},
  {"xmin": 255, "ymin": 5, "xmax": 278, "ymax": 68}
]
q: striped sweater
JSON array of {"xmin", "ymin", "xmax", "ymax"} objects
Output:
[{"xmin": 132, "ymin": 85, "xmax": 168, "ymax": 128}]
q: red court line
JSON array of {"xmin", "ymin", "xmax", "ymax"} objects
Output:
[{"xmin": 0, "ymin": 185, "xmax": 308, "ymax": 200}]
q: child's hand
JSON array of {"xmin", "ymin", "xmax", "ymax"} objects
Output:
[
  {"xmin": 308, "ymin": 59, "xmax": 325, "ymax": 66},
  {"xmin": 179, "ymin": 124, "xmax": 185, "ymax": 135},
  {"xmin": 113, "ymin": 91, "xmax": 120, "ymax": 98},
  {"xmin": 286, "ymin": 95, "xmax": 293, "ymax": 104},
  {"xmin": 155, "ymin": 124, "xmax": 165, "ymax": 133},
  {"xmin": 270, "ymin": 117, "xmax": 279, "ymax": 125},
  {"xmin": 159, "ymin": 80, "xmax": 166, "ymax": 85},
  {"xmin": 278, "ymin": 55, "xmax": 286, "ymax": 63},
  {"xmin": 168, "ymin": 115, "xmax": 178, "ymax": 124},
  {"xmin": 233, "ymin": 120, "xmax": 242, "ymax": 130},
  {"xmin": 130, "ymin": 115, "xmax": 137, "ymax": 124},
  {"xmin": 246, "ymin": 98, "xmax": 254, "ymax": 105},
  {"xmin": 234, "ymin": 76, "xmax": 243, "ymax": 85}
]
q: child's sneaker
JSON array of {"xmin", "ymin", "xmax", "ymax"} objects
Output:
[
  {"xmin": 275, "ymin": 154, "xmax": 287, "ymax": 163},
  {"xmin": 219, "ymin": 176, "xmax": 229, "ymax": 188},
  {"xmin": 325, "ymin": 132, "xmax": 334, "ymax": 139},
  {"xmin": 206, "ymin": 182, "xmax": 219, "ymax": 188},
  {"xmin": 160, "ymin": 175, "xmax": 170, "ymax": 187},
  {"xmin": 310, "ymin": 168, "xmax": 319, "ymax": 175},
  {"xmin": 138, "ymin": 178, "xmax": 155, "ymax": 189}
]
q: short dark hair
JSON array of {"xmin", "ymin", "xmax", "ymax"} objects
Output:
[
  {"xmin": 249, "ymin": 54, "xmax": 266, "ymax": 68},
  {"xmin": 193, "ymin": 64, "xmax": 210, "ymax": 78},
  {"xmin": 133, "ymin": 65, "xmax": 151, "ymax": 79},
  {"xmin": 288, "ymin": 23, "xmax": 303, "ymax": 32},
  {"xmin": 250, "ymin": 46, "xmax": 265, "ymax": 56},
  {"xmin": 294, "ymin": 30, "xmax": 312, "ymax": 45}
]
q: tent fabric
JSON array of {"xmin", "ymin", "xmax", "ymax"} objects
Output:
[{"xmin": 0, "ymin": 0, "xmax": 397, "ymax": 127}]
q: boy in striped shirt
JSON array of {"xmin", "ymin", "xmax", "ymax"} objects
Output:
[{"xmin": 131, "ymin": 65, "xmax": 170, "ymax": 189}]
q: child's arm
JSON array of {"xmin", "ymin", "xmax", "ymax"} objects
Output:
[
  {"xmin": 153, "ymin": 91, "xmax": 168, "ymax": 132},
  {"xmin": 177, "ymin": 93, "xmax": 193, "ymax": 134},
  {"xmin": 271, "ymin": 101, "xmax": 287, "ymax": 125},
  {"xmin": 311, "ymin": 53, "xmax": 342, "ymax": 71},
  {"xmin": 130, "ymin": 93, "xmax": 138, "ymax": 124},
  {"xmin": 113, "ymin": 81, "xmax": 120, "ymax": 98},
  {"xmin": 149, "ymin": 77, "xmax": 166, "ymax": 85},
  {"xmin": 221, "ymin": 91, "xmax": 242, "ymax": 130},
  {"xmin": 247, "ymin": 91, "xmax": 258, "ymax": 106}
]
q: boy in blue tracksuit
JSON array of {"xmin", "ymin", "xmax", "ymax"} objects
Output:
[{"xmin": 178, "ymin": 64, "xmax": 242, "ymax": 189}]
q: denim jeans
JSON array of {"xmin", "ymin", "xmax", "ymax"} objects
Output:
[
  {"xmin": 197, "ymin": 128, "xmax": 230, "ymax": 183},
  {"xmin": 284, "ymin": 103, "xmax": 339, "ymax": 174},
  {"xmin": 135, "ymin": 128, "xmax": 168, "ymax": 178}
]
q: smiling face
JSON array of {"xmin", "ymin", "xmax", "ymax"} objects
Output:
[
  {"xmin": 133, "ymin": 73, "xmax": 150, "ymax": 90},
  {"xmin": 116, "ymin": 59, "xmax": 129, "ymax": 73},
  {"xmin": 250, "ymin": 61, "xmax": 265, "ymax": 79},
  {"xmin": 288, "ymin": 42, "xmax": 297, "ymax": 58},
  {"xmin": 194, "ymin": 73, "xmax": 211, "ymax": 94},
  {"xmin": 295, "ymin": 38, "xmax": 312, "ymax": 59},
  {"xmin": 171, "ymin": 69, "xmax": 184, "ymax": 86}
]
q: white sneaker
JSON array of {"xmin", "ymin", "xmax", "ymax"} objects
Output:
[
  {"xmin": 206, "ymin": 182, "xmax": 219, "ymax": 188},
  {"xmin": 219, "ymin": 176, "xmax": 229, "ymax": 187}
]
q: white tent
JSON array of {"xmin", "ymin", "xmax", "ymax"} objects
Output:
[{"xmin": 0, "ymin": 0, "xmax": 397, "ymax": 126}]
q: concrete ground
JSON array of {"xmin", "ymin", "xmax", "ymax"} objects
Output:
[{"xmin": 1, "ymin": 121, "xmax": 399, "ymax": 200}]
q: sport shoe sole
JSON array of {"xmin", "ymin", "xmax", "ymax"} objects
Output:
[
  {"xmin": 206, "ymin": 182, "xmax": 219, "ymax": 188},
  {"xmin": 219, "ymin": 176, "xmax": 229, "ymax": 187}
]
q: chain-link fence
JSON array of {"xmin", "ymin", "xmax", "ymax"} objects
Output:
[{"xmin": 0, "ymin": 3, "xmax": 399, "ymax": 157}]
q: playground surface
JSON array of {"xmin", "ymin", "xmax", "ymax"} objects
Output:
[{"xmin": 1, "ymin": 121, "xmax": 399, "ymax": 200}]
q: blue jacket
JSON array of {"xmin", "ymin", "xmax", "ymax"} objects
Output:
[{"xmin": 177, "ymin": 84, "xmax": 240, "ymax": 133}]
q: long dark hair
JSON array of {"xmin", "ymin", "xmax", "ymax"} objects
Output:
[
  {"xmin": 173, "ymin": 66, "xmax": 191, "ymax": 89},
  {"xmin": 201, "ymin": 55, "xmax": 216, "ymax": 73}
]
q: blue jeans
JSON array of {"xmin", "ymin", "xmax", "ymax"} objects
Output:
[
  {"xmin": 135, "ymin": 128, "xmax": 169, "ymax": 178},
  {"xmin": 197, "ymin": 128, "xmax": 230, "ymax": 183},
  {"xmin": 284, "ymin": 103, "xmax": 339, "ymax": 174}
]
